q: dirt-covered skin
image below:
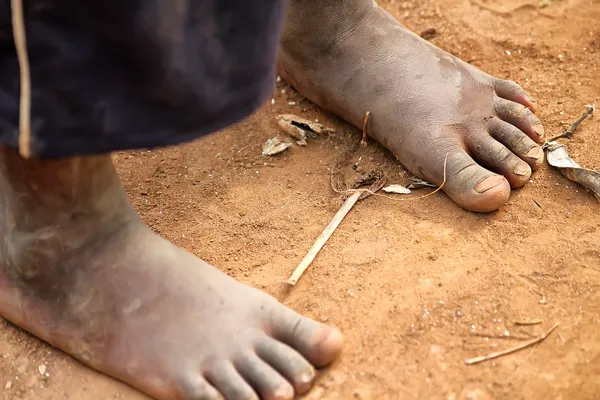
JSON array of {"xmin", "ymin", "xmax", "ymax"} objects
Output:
[
  {"xmin": 0, "ymin": 147, "xmax": 343, "ymax": 400},
  {"xmin": 279, "ymin": 0, "xmax": 545, "ymax": 212}
]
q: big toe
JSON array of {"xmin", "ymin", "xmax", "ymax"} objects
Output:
[
  {"xmin": 271, "ymin": 306, "xmax": 344, "ymax": 368},
  {"xmin": 433, "ymin": 148, "xmax": 511, "ymax": 212}
]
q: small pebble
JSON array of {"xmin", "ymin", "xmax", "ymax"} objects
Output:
[{"xmin": 459, "ymin": 386, "xmax": 491, "ymax": 400}]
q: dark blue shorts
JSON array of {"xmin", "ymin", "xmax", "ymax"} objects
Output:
[{"xmin": 0, "ymin": 0, "xmax": 286, "ymax": 158}]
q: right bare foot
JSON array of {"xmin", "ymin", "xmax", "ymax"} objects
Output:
[
  {"xmin": 0, "ymin": 149, "xmax": 343, "ymax": 400},
  {"xmin": 279, "ymin": 0, "xmax": 545, "ymax": 212}
]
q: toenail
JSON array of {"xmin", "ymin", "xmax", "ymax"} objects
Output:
[
  {"xmin": 310, "ymin": 327, "xmax": 332, "ymax": 347},
  {"xmin": 533, "ymin": 123, "xmax": 545, "ymax": 138},
  {"xmin": 475, "ymin": 176, "xmax": 504, "ymax": 194},
  {"xmin": 513, "ymin": 164, "xmax": 530, "ymax": 176},
  {"xmin": 299, "ymin": 368, "xmax": 316, "ymax": 385},
  {"xmin": 526, "ymin": 146, "xmax": 543, "ymax": 160},
  {"xmin": 274, "ymin": 383, "xmax": 294, "ymax": 399}
]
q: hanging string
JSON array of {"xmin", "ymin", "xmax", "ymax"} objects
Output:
[{"xmin": 11, "ymin": 0, "xmax": 32, "ymax": 158}]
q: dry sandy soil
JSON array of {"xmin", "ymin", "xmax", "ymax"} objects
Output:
[{"xmin": 2, "ymin": 0, "xmax": 600, "ymax": 399}]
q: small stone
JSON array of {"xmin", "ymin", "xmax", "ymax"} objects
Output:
[
  {"xmin": 459, "ymin": 386, "xmax": 491, "ymax": 400},
  {"xmin": 5, "ymin": 381, "xmax": 12, "ymax": 390},
  {"xmin": 38, "ymin": 364, "xmax": 47, "ymax": 376}
]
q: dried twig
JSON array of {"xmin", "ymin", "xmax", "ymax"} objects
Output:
[
  {"xmin": 361, "ymin": 111, "xmax": 371, "ymax": 147},
  {"xmin": 470, "ymin": 332, "xmax": 535, "ymax": 341},
  {"xmin": 464, "ymin": 322, "xmax": 560, "ymax": 365},
  {"xmin": 514, "ymin": 319, "xmax": 543, "ymax": 326},
  {"xmin": 290, "ymin": 168, "xmax": 385, "ymax": 286},
  {"xmin": 287, "ymin": 190, "xmax": 363, "ymax": 285},
  {"xmin": 469, "ymin": 0, "xmax": 556, "ymax": 18},
  {"xmin": 547, "ymin": 105, "xmax": 595, "ymax": 142},
  {"xmin": 11, "ymin": 0, "xmax": 32, "ymax": 158}
]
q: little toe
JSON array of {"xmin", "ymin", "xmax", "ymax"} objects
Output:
[
  {"xmin": 436, "ymin": 149, "xmax": 511, "ymax": 212},
  {"xmin": 494, "ymin": 97, "xmax": 545, "ymax": 142},
  {"xmin": 206, "ymin": 363, "xmax": 259, "ymax": 400},
  {"xmin": 256, "ymin": 337, "xmax": 316, "ymax": 394},
  {"xmin": 469, "ymin": 133, "xmax": 531, "ymax": 188},
  {"xmin": 494, "ymin": 79, "xmax": 537, "ymax": 112},
  {"xmin": 488, "ymin": 117, "xmax": 545, "ymax": 170},
  {"xmin": 181, "ymin": 376, "xmax": 224, "ymax": 400},
  {"xmin": 235, "ymin": 353, "xmax": 295, "ymax": 400},
  {"xmin": 270, "ymin": 307, "xmax": 343, "ymax": 368}
]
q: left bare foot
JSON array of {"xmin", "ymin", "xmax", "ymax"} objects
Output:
[{"xmin": 279, "ymin": 0, "xmax": 545, "ymax": 212}]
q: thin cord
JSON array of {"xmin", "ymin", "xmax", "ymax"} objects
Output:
[{"xmin": 11, "ymin": 0, "xmax": 32, "ymax": 158}]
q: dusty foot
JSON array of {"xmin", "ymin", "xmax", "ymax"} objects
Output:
[
  {"xmin": 279, "ymin": 0, "xmax": 545, "ymax": 212},
  {"xmin": 0, "ymin": 150, "xmax": 343, "ymax": 400}
]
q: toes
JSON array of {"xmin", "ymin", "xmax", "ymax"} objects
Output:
[
  {"xmin": 488, "ymin": 117, "xmax": 544, "ymax": 170},
  {"xmin": 468, "ymin": 133, "xmax": 531, "ymax": 188},
  {"xmin": 494, "ymin": 97, "xmax": 544, "ymax": 143},
  {"xmin": 270, "ymin": 307, "xmax": 343, "ymax": 367},
  {"xmin": 181, "ymin": 376, "xmax": 223, "ymax": 400},
  {"xmin": 206, "ymin": 363, "xmax": 259, "ymax": 400},
  {"xmin": 256, "ymin": 337, "xmax": 316, "ymax": 395},
  {"xmin": 494, "ymin": 79, "xmax": 537, "ymax": 112},
  {"xmin": 236, "ymin": 352, "xmax": 295, "ymax": 400},
  {"xmin": 436, "ymin": 149, "xmax": 511, "ymax": 212}
]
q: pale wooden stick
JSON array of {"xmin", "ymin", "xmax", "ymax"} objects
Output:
[
  {"xmin": 287, "ymin": 190, "xmax": 362, "ymax": 285},
  {"xmin": 514, "ymin": 319, "xmax": 543, "ymax": 326},
  {"xmin": 11, "ymin": 0, "xmax": 32, "ymax": 159},
  {"xmin": 464, "ymin": 322, "xmax": 560, "ymax": 365}
]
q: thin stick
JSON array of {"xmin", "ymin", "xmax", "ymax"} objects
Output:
[
  {"xmin": 464, "ymin": 322, "xmax": 560, "ymax": 365},
  {"xmin": 361, "ymin": 111, "xmax": 370, "ymax": 147},
  {"xmin": 547, "ymin": 104, "xmax": 595, "ymax": 142},
  {"xmin": 287, "ymin": 190, "xmax": 362, "ymax": 285},
  {"xmin": 11, "ymin": 0, "xmax": 32, "ymax": 159},
  {"xmin": 514, "ymin": 319, "xmax": 543, "ymax": 326}
]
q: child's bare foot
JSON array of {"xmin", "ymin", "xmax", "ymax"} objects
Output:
[
  {"xmin": 0, "ymin": 148, "xmax": 343, "ymax": 400},
  {"xmin": 279, "ymin": 0, "xmax": 544, "ymax": 212}
]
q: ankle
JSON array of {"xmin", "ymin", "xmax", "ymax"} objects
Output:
[
  {"xmin": 281, "ymin": 0, "xmax": 373, "ymax": 53},
  {"xmin": 0, "ymin": 147, "xmax": 137, "ymax": 282}
]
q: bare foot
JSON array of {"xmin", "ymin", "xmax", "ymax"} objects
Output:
[
  {"xmin": 0, "ymin": 149, "xmax": 343, "ymax": 400},
  {"xmin": 279, "ymin": 0, "xmax": 545, "ymax": 212}
]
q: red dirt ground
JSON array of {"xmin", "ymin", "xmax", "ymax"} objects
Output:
[{"xmin": 2, "ymin": 0, "xmax": 600, "ymax": 399}]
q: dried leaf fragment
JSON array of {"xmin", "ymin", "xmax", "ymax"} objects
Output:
[
  {"xmin": 276, "ymin": 114, "xmax": 334, "ymax": 141},
  {"xmin": 262, "ymin": 137, "xmax": 292, "ymax": 156},
  {"xmin": 383, "ymin": 184, "xmax": 412, "ymax": 194},
  {"xmin": 546, "ymin": 142, "xmax": 600, "ymax": 201}
]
